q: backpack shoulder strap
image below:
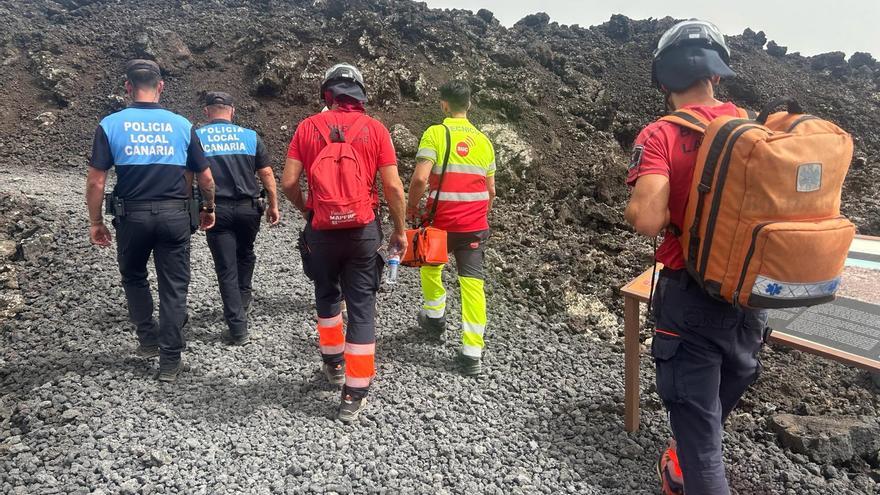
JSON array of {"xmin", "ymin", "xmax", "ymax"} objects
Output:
[
  {"xmin": 737, "ymin": 107, "xmax": 758, "ymax": 120},
  {"xmin": 343, "ymin": 114, "xmax": 371, "ymax": 145},
  {"xmin": 425, "ymin": 124, "xmax": 452, "ymax": 227},
  {"xmin": 311, "ymin": 114, "xmax": 334, "ymax": 147},
  {"xmin": 659, "ymin": 110, "xmax": 709, "ymax": 134}
]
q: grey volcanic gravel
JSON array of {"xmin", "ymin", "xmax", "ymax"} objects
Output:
[{"xmin": 1, "ymin": 166, "xmax": 878, "ymax": 495}]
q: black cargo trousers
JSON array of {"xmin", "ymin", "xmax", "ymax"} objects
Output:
[
  {"xmin": 651, "ymin": 268, "xmax": 769, "ymax": 495},
  {"xmin": 303, "ymin": 219, "xmax": 384, "ymax": 399},
  {"xmin": 205, "ymin": 199, "xmax": 262, "ymax": 337},
  {"xmin": 114, "ymin": 204, "xmax": 192, "ymax": 366}
]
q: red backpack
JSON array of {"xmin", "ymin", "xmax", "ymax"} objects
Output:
[{"xmin": 308, "ymin": 114, "xmax": 376, "ymax": 230}]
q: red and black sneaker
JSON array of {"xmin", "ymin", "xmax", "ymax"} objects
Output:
[{"xmin": 657, "ymin": 439, "xmax": 685, "ymax": 494}]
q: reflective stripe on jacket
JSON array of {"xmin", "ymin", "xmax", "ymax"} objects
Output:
[{"xmin": 416, "ymin": 117, "xmax": 496, "ymax": 233}]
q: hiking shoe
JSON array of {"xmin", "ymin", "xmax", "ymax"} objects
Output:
[
  {"xmin": 417, "ymin": 310, "xmax": 446, "ymax": 339},
  {"xmin": 323, "ymin": 362, "xmax": 345, "ymax": 386},
  {"xmin": 337, "ymin": 394, "xmax": 366, "ymax": 423},
  {"xmin": 657, "ymin": 439, "xmax": 685, "ymax": 495},
  {"xmin": 135, "ymin": 343, "xmax": 159, "ymax": 359},
  {"xmin": 455, "ymin": 352, "xmax": 483, "ymax": 377},
  {"xmin": 221, "ymin": 329, "xmax": 251, "ymax": 346},
  {"xmin": 156, "ymin": 361, "xmax": 182, "ymax": 383}
]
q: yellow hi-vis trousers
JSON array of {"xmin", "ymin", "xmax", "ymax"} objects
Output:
[{"xmin": 419, "ymin": 230, "xmax": 488, "ymax": 358}]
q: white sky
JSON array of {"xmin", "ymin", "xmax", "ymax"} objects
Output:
[{"xmin": 425, "ymin": 0, "xmax": 879, "ymax": 57}]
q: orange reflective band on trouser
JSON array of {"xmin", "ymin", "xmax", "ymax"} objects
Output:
[
  {"xmin": 344, "ymin": 342, "xmax": 375, "ymax": 388},
  {"xmin": 317, "ymin": 314, "xmax": 344, "ymax": 355}
]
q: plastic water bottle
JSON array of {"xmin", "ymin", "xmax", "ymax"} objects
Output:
[{"xmin": 386, "ymin": 253, "xmax": 401, "ymax": 285}]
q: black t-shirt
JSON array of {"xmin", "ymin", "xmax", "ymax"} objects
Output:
[
  {"xmin": 195, "ymin": 119, "xmax": 270, "ymax": 200},
  {"xmin": 90, "ymin": 102, "xmax": 209, "ymax": 201}
]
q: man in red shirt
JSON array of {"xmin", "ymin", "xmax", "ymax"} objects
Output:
[
  {"xmin": 625, "ymin": 20, "xmax": 768, "ymax": 495},
  {"xmin": 282, "ymin": 64, "xmax": 407, "ymax": 423}
]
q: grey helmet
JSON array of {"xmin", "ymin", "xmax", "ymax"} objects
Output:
[
  {"xmin": 651, "ymin": 19, "xmax": 735, "ymax": 91},
  {"xmin": 654, "ymin": 19, "xmax": 731, "ymax": 62},
  {"xmin": 321, "ymin": 63, "xmax": 366, "ymax": 93}
]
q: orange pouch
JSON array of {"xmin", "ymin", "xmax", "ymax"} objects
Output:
[
  {"xmin": 401, "ymin": 227, "xmax": 448, "ymax": 267},
  {"xmin": 733, "ymin": 217, "xmax": 854, "ymax": 308}
]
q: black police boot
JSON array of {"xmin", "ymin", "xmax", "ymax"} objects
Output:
[
  {"xmin": 337, "ymin": 393, "xmax": 367, "ymax": 423},
  {"xmin": 417, "ymin": 310, "xmax": 446, "ymax": 340},
  {"xmin": 156, "ymin": 360, "xmax": 182, "ymax": 382},
  {"xmin": 455, "ymin": 351, "xmax": 483, "ymax": 377},
  {"xmin": 221, "ymin": 328, "xmax": 251, "ymax": 346}
]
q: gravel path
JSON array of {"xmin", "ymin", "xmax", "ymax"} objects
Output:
[{"xmin": 0, "ymin": 165, "xmax": 875, "ymax": 494}]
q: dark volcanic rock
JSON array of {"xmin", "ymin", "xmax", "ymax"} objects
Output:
[
  {"xmin": 770, "ymin": 414, "xmax": 880, "ymax": 464},
  {"xmin": 133, "ymin": 27, "xmax": 193, "ymax": 76},
  {"xmin": 810, "ymin": 51, "xmax": 847, "ymax": 71},
  {"xmin": 849, "ymin": 52, "xmax": 877, "ymax": 69},
  {"xmin": 767, "ymin": 40, "xmax": 788, "ymax": 57},
  {"xmin": 515, "ymin": 12, "xmax": 550, "ymax": 30},
  {"xmin": 741, "ymin": 28, "xmax": 767, "ymax": 49}
]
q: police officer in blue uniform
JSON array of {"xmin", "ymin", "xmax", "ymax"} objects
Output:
[
  {"xmin": 85, "ymin": 59, "xmax": 217, "ymax": 382},
  {"xmin": 196, "ymin": 91, "xmax": 280, "ymax": 345}
]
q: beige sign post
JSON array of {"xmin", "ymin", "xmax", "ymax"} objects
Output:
[{"xmin": 620, "ymin": 236, "xmax": 880, "ymax": 433}]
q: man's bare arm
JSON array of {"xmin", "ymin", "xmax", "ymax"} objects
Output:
[
  {"xmin": 85, "ymin": 167, "xmax": 112, "ymax": 247},
  {"xmin": 380, "ymin": 165, "xmax": 408, "ymax": 255},
  {"xmin": 381, "ymin": 165, "xmax": 406, "ymax": 233},
  {"xmin": 257, "ymin": 167, "xmax": 279, "ymax": 208},
  {"xmin": 486, "ymin": 175, "xmax": 496, "ymax": 213},
  {"xmin": 407, "ymin": 159, "xmax": 432, "ymax": 206},
  {"xmin": 624, "ymin": 174, "xmax": 671, "ymax": 237},
  {"xmin": 281, "ymin": 158, "xmax": 307, "ymax": 214},
  {"xmin": 257, "ymin": 167, "xmax": 281, "ymax": 224},
  {"xmin": 196, "ymin": 168, "xmax": 216, "ymax": 206},
  {"xmin": 86, "ymin": 167, "xmax": 108, "ymax": 225}
]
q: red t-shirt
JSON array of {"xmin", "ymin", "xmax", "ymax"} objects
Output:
[
  {"xmin": 626, "ymin": 102, "xmax": 740, "ymax": 270},
  {"xmin": 286, "ymin": 108, "xmax": 397, "ymax": 209}
]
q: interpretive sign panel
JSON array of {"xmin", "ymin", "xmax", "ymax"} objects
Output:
[
  {"xmin": 620, "ymin": 235, "xmax": 879, "ymax": 433},
  {"xmin": 767, "ymin": 235, "xmax": 880, "ymax": 371}
]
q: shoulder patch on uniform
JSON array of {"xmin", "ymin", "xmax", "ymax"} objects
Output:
[{"xmin": 628, "ymin": 145, "xmax": 644, "ymax": 171}]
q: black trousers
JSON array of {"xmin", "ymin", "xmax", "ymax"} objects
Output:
[
  {"xmin": 206, "ymin": 201, "xmax": 262, "ymax": 336},
  {"xmin": 305, "ymin": 219, "xmax": 384, "ymax": 398},
  {"xmin": 651, "ymin": 269, "xmax": 768, "ymax": 495},
  {"xmin": 115, "ymin": 208, "xmax": 191, "ymax": 365}
]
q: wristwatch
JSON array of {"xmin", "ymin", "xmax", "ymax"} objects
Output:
[{"xmin": 201, "ymin": 205, "xmax": 215, "ymax": 213}]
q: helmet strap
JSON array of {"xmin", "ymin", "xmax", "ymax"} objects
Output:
[{"xmin": 663, "ymin": 90, "xmax": 674, "ymax": 114}]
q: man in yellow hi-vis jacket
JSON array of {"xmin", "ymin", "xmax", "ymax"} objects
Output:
[{"xmin": 406, "ymin": 80, "xmax": 496, "ymax": 376}]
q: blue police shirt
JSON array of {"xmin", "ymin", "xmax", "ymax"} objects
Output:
[
  {"xmin": 195, "ymin": 119, "xmax": 270, "ymax": 200},
  {"xmin": 90, "ymin": 102, "xmax": 209, "ymax": 201}
]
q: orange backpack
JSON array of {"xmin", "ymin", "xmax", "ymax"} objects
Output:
[{"xmin": 662, "ymin": 98, "xmax": 855, "ymax": 309}]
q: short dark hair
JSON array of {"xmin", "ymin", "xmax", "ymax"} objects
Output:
[
  {"xmin": 205, "ymin": 103, "xmax": 232, "ymax": 115},
  {"xmin": 439, "ymin": 80, "xmax": 470, "ymax": 112},
  {"xmin": 127, "ymin": 69, "xmax": 161, "ymax": 90}
]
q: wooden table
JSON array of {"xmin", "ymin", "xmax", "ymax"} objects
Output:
[
  {"xmin": 620, "ymin": 264, "xmax": 661, "ymax": 433},
  {"xmin": 620, "ymin": 235, "xmax": 880, "ymax": 433}
]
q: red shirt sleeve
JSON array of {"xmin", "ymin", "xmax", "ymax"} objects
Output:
[
  {"xmin": 287, "ymin": 119, "xmax": 309, "ymax": 161},
  {"xmin": 373, "ymin": 122, "xmax": 397, "ymax": 167},
  {"xmin": 626, "ymin": 122, "xmax": 672, "ymax": 186}
]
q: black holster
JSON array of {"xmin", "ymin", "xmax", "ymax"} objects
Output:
[
  {"xmin": 104, "ymin": 193, "xmax": 125, "ymax": 217},
  {"xmin": 257, "ymin": 190, "xmax": 268, "ymax": 215}
]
